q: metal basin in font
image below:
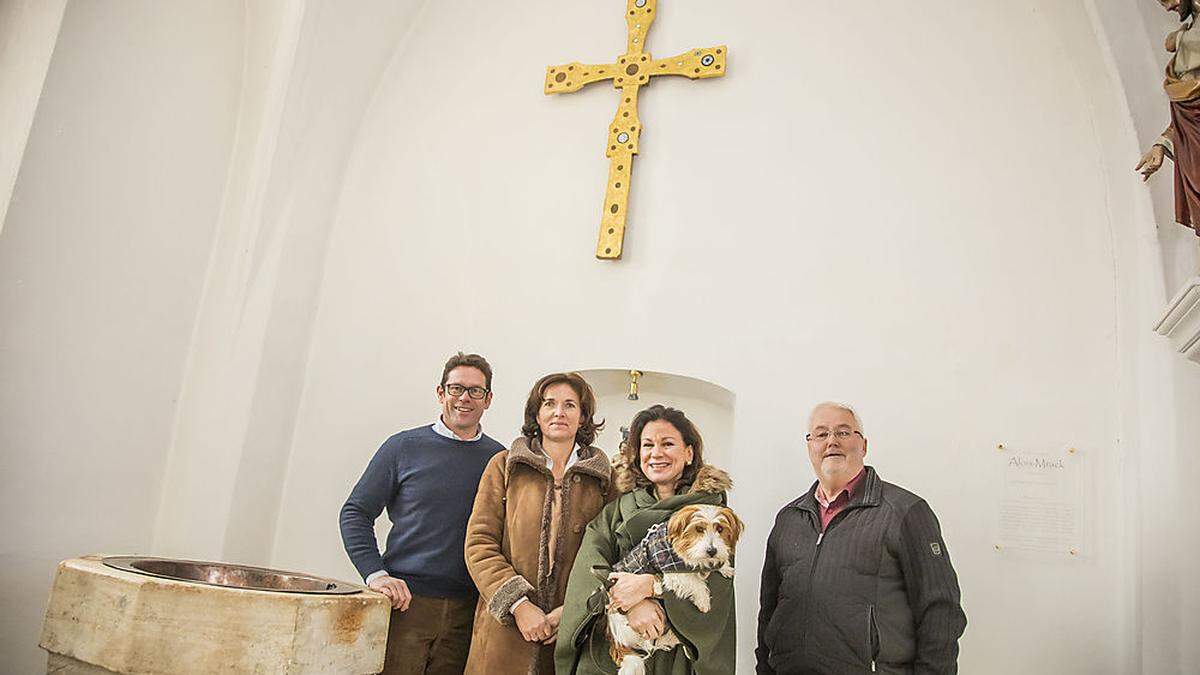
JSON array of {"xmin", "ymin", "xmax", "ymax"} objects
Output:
[{"xmin": 102, "ymin": 556, "xmax": 360, "ymax": 595}]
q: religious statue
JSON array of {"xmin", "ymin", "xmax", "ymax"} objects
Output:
[{"xmin": 1137, "ymin": 0, "xmax": 1200, "ymax": 238}]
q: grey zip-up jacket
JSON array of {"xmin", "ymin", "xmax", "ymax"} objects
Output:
[{"xmin": 756, "ymin": 466, "xmax": 966, "ymax": 675}]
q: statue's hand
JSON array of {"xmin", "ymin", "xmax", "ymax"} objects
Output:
[{"xmin": 1137, "ymin": 145, "xmax": 1167, "ymax": 181}]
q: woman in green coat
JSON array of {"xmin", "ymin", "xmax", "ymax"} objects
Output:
[{"xmin": 555, "ymin": 405, "xmax": 736, "ymax": 675}]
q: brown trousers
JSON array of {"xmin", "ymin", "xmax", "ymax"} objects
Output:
[{"xmin": 383, "ymin": 595, "xmax": 475, "ymax": 675}]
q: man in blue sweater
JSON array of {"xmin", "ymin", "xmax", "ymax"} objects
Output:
[{"xmin": 340, "ymin": 352, "xmax": 505, "ymax": 674}]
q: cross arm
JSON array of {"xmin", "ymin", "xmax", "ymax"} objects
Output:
[
  {"xmin": 647, "ymin": 46, "xmax": 726, "ymax": 80},
  {"xmin": 625, "ymin": 0, "xmax": 657, "ymax": 55},
  {"xmin": 545, "ymin": 62, "xmax": 620, "ymax": 94}
]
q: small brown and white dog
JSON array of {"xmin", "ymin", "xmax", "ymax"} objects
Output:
[{"xmin": 605, "ymin": 504, "xmax": 744, "ymax": 675}]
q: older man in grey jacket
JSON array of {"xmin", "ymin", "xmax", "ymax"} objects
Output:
[{"xmin": 756, "ymin": 402, "xmax": 966, "ymax": 675}]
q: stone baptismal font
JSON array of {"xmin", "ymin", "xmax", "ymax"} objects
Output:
[{"xmin": 39, "ymin": 555, "xmax": 389, "ymax": 673}]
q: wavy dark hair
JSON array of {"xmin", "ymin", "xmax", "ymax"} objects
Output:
[
  {"xmin": 520, "ymin": 372, "xmax": 603, "ymax": 447},
  {"xmin": 620, "ymin": 405, "xmax": 705, "ymax": 489}
]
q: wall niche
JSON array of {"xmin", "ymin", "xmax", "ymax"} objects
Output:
[{"xmin": 576, "ymin": 369, "xmax": 735, "ymax": 472}]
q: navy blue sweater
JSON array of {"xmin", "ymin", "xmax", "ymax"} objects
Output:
[{"xmin": 339, "ymin": 424, "xmax": 503, "ymax": 598}]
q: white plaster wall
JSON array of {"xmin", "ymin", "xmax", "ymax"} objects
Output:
[
  {"xmin": 0, "ymin": 1, "xmax": 243, "ymax": 670},
  {"xmin": 271, "ymin": 1, "xmax": 1200, "ymax": 672},
  {"xmin": 1086, "ymin": 2, "xmax": 1200, "ymax": 671},
  {"xmin": 148, "ymin": 0, "xmax": 424, "ymax": 566},
  {"xmin": 2, "ymin": 0, "xmax": 1197, "ymax": 672},
  {"xmin": 0, "ymin": 0, "xmax": 67, "ymax": 234}
]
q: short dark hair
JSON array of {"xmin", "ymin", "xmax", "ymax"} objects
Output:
[
  {"xmin": 521, "ymin": 372, "xmax": 603, "ymax": 447},
  {"xmin": 440, "ymin": 352, "xmax": 493, "ymax": 391},
  {"xmin": 620, "ymin": 405, "xmax": 705, "ymax": 490}
]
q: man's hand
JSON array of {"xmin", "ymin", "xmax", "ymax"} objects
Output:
[
  {"xmin": 541, "ymin": 606, "xmax": 564, "ymax": 644},
  {"xmin": 513, "ymin": 601, "xmax": 553, "ymax": 643},
  {"xmin": 1137, "ymin": 144, "xmax": 1167, "ymax": 181},
  {"xmin": 625, "ymin": 599, "xmax": 665, "ymax": 640},
  {"xmin": 367, "ymin": 575, "xmax": 412, "ymax": 611},
  {"xmin": 607, "ymin": 572, "xmax": 656, "ymax": 612}
]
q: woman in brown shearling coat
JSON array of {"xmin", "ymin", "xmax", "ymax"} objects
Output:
[{"xmin": 464, "ymin": 372, "xmax": 617, "ymax": 675}]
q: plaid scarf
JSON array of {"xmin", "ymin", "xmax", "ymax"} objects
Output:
[{"xmin": 613, "ymin": 521, "xmax": 691, "ymax": 574}]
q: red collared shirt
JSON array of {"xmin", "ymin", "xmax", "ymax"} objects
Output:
[{"xmin": 814, "ymin": 468, "xmax": 866, "ymax": 532}]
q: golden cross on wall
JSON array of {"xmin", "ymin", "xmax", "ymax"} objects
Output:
[{"xmin": 544, "ymin": 0, "xmax": 727, "ymax": 260}]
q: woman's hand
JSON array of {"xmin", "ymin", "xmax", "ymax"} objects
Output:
[
  {"xmin": 541, "ymin": 606, "xmax": 564, "ymax": 644},
  {"xmin": 625, "ymin": 599, "xmax": 665, "ymax": 640},
  {"xmin": 513, "ymin": 601, "xmax": 552, "ymax": 643},
  {"xmin": 607, "ymin": 572, "xmax": 656, "ymax": 612}
]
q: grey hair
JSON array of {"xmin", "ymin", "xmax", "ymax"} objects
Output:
[{"xmin": 808, "ymin": 401, "xmax": 866, "ymax": 436}]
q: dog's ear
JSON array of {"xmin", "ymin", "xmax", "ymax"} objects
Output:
[
  {"xmin": 668, "ymin": 505, "xmax": 700, "ymax": 542},
  {"xmin": 719, "ymin": 507, "xmax": 745, "ymax": 545}
]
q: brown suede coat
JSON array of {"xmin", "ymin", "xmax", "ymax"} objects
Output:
[{"xmin": 464, "ymin": 437, "xmax": 617, "ymax": 675}]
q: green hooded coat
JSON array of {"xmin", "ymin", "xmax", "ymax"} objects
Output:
[{"xmin": 554, "ymin": 463, "xmax": 736, "ymax": 675}]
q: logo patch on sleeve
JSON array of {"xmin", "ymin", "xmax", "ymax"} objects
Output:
[{"xmin": 929, "ymin": 542, "xmax": 942, "ymax": 556}]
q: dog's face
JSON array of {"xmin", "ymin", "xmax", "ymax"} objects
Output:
[{"xmin": 667, "ymin": 504, "xmax": 743, "ymax": 569}]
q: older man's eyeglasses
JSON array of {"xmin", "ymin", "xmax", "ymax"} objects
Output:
[
  {"xmin": 805, "ymin": 429, "xmax": 864, "ymax": 442},
  {"xmin": 444, "ymin": 384, "xmax": 489, "ymax": 400}
]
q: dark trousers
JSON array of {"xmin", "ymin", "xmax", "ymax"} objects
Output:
[{"xmin": 383, "ymin": 594, "xmax": 475, "ymax": 675}]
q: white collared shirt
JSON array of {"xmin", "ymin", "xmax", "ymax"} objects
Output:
[
  {"xmin": 544, "ymin": 442, "xmax": 584, "ymax": 471},
  {"xmin": 432, "ymin": 415, "xmax": 483, "ymax": 442}
]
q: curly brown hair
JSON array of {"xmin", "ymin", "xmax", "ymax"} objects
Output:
[
  {"xmin": 620, "ymin": 405, "xmax": 705, "ymax": 489},
  {"xmin": 520, "ymin": 372, "xmax": 604, "ymax": 447}
]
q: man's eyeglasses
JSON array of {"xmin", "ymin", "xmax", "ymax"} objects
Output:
[
  {"xmin": 805, "ymin": 429, "xmax": 864, "ymax": 442},
  {"xmin": 444, "ymin": 383, "xmax": 489, "ymax": 400}
]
